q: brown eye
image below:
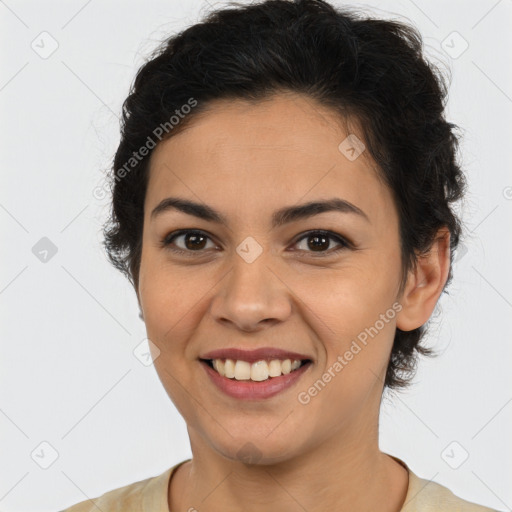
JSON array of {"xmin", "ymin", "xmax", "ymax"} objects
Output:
[
  {"xmin": 293, "ymin": 230, "xmax": 349, "ymax": 255},
  {"xmin": 161, "ymin": 229, "xmax": 350, "ymax": 257},
  {"xmin": 181, "ymin": 232, "xmax": 208, "ymax": 250},
  {"xmin": 304, "ymin": 233, "xmax": 330, "ymax": 251},
  {"xmin": 161, "ymin": 230, "xmax": 216, "ymax": 254}
]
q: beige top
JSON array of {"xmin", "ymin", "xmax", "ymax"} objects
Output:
[{"xmin": 59, "ymin": 456, "xmax": 497, "ymax": 511}]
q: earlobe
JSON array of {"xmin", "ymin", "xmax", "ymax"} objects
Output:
[{"xmin": 396, "ymin": 227, "xmax": 451, "ymax": 332}]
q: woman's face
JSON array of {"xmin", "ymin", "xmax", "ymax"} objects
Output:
[{"xmin": 138, "ymin": 93, "xmax": 409, "ymax": 464}]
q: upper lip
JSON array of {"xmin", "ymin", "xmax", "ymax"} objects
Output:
[{"xmin": 199, "ymin": 347, "xmax": 313, "ymax": 363}]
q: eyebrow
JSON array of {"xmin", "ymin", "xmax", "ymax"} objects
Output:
[{"xmin": 150, "ymin": 196, "xmax": 370, "ymax": 228}]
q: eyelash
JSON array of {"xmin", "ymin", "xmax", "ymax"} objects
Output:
[{"xmin": 159, "ymin": 229, "xmax": 351, "ymax": 258}]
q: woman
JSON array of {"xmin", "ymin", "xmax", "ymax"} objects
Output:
[{"xmin": 61, "ymin": 0, "xmax": 498, "ymax": 510}]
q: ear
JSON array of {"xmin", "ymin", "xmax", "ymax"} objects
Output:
[{"xmin": 396, "ymin": 227, "xmax": 451, "ymax": 331}]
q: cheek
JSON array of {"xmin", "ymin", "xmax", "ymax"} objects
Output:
[
  {"xmin": 289, "ymin": 260, "xmax": 397, "ymax": 333},
  {"xmin": 286, "ymin": 262, "xmax": 399, "ymax": 390},
  {"xmin": 140, "ymin": 248, "xmax": 199, "ymax": 315},
  {"xmin": 139, "ymin": 265, "xmax": 221, "ymax": 389},
  {"xmin": 296, "ymin": 281, "xmax": 397, "ymax": 424},
  {"xmin": 140, "ymin": 268, "xmax": 206, "ymax": 416}
]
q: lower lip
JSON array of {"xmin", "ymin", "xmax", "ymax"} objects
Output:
[{"xmin": 200, "ymin": 360, "xmax": 312, "ymax": 400}]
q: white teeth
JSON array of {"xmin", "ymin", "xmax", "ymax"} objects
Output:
[
  {"xmin": 234, "ymin": 360, "xmax": 251, "ymax": 380},
  {"xmin": 213, "ymin": 359, "xmax": 226, "ymax": 376},
  {"xmin": 223, "ymin": 359, "xmax": 235, "ymax": 378},
  {"xmin": 251, "ymin": 360, "xmax": 269, "ymax": 381},
  {"xmin": 210, "ymin": 358, "xmax": 305, "ymax": 381},
  {"xmin": 268, "ymin": 359, "xmax": 282, "ymax": 377},
  {"xmin": 291, "ymin": 359, "xmax": 301, "ymax": 371}
]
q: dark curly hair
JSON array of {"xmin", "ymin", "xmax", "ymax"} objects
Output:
[{"xmin": 102, "ymin": 0, "xmax": 466, "ymax": 391}]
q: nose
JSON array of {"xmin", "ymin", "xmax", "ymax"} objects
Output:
[{"xmin": 209, "ymin": 249, "xmax": 292, "ymax": 333}]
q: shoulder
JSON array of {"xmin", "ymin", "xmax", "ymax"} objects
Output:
[
  {"xmin": 58, "ymin": 461, "xmax": 187, "ymax": 512},
  {"xmin": 402, "ymin": 470, "xmax": 498, "ymax": 512}
]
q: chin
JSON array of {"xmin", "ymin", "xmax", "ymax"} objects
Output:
[{"xmin": 209, "ymin": 433, "xmax": 304, "ymax": 467}]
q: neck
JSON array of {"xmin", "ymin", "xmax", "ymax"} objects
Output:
[{"xmin": 169, "ymin": 404, "xmax": 408, "ymax": 512}]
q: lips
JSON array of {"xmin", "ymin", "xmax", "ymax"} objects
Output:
[
  {"xmin": 199, "ymin": 347, "xmax": 313, "ymax": 364},
  {"xmin": 201, "ymin": 358, "xmax": 313, "ymax": 400}
]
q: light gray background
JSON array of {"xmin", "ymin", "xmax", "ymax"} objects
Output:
[{"xmin": 1, "ymin": 1, "xmax": 511, "ymax": 510}]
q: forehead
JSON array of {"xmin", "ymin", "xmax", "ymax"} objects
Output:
[
  {"xmin": 151, "ymin": 92, "xmax": 363, "ymax": 161},
  {"xmin": 145, "ymin": 93, "xmax": 394, "ymax": 227}
]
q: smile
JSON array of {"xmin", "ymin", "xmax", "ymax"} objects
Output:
[
  {"xmin": 200, "ymin": 358, "xmax": 313, "ymax": 400},
  {"xmin": 204, "ymin": 358, "xmax": 309, "ymax": 381}
]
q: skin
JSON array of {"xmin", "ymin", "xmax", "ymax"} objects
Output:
[{"xmin": 136, "ymin": 92, "xmax": 451, "ymax": 512}]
